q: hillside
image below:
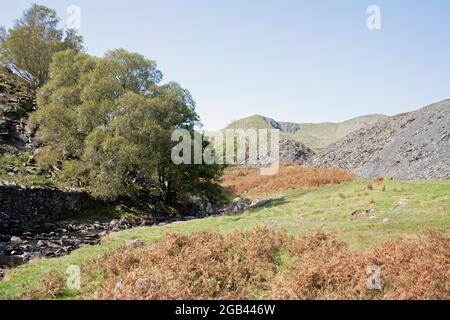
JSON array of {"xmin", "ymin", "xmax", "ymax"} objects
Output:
[
  {"xmin": 1, "ymin": 178, "xmax": 449, "ymax": 299},
  {"xmin": 307, "ymin": 99, "xmax": 450, "ymax": 180},
  {"xmin": 225, "ymin": 114, "xmax": 386, "ymax": 150}
]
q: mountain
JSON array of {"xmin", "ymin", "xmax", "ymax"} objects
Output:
[
  {"xmin": 225, "ymin": 114, "xmax": 386, "ymax": 150},
  {"xmin": 307, "ymin": 99, "xmax": 450, "ymax": 180}
]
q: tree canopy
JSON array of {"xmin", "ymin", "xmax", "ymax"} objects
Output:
[
  {"xmin": 30, "ymin": 49, "xmax": 222, "ymax": 205},
  {"xmin": 0, "ymin": 4, "xmax": 84, "ymax": 89}
]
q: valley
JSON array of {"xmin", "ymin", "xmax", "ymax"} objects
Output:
[
  {"xmin": 1, "ymin": 2, "xmax": 449, "ymax": 302},
  {"xmin": 0, "ymin": 174, "xmax": 449, "ymax": 299}
]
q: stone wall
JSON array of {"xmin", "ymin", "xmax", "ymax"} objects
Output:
[{"xmin": 0, "ymin": 181, "xmax": 99, "ymax": 233}]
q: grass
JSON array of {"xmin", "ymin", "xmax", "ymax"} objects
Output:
[
  {"xmin": 0, "ymin": 152, "xmax": 56, "ymax": 187},
  {"xmin": 0, "ymin": 179, "xmax": 449, "ymax": 299}
]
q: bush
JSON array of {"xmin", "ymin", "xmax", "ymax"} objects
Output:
[
  {"xmin": 221, "ymin": 165, "xmax": 353, "ymax": 196},
  {"xmin": 80, "ymin": 228, "xmax": 450, "ymax": 300}
]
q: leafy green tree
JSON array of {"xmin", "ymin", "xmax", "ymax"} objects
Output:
[
  {"xmin": 31, "ymin": 49, "xmax": 222, "ymax": 206},
  {"xmin": 0, "ymin": 4, "xmax": 84, "ymax": 88}
]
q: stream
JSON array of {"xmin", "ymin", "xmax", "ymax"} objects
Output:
[
  {"xmin": 0, "ymin": 214, "xmax": 208, "ymax": 279},
  {"xmin": 0, "ymin": 196, "xmax": 260, "ymax": 280}
]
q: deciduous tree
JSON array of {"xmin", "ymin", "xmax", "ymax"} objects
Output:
[{"xmin": 0, "ymin": 4, "xmax": 84, "ymax": 88}]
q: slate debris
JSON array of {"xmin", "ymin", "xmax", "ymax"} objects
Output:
[{"xmin": 307, "ymin": 99, "xmax": 450, "ymax": 180}]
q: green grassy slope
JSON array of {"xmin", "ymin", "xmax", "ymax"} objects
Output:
[{"xmin": 0, "ymin": 179, "xmax": 449, "ymax": 299}]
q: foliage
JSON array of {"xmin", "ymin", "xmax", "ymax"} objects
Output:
[
  {"xmin": 0, "ymin": 4, "xmax": 84, "ymax": 88},
  {"xmin": 1, "ymin": 179, "xmax": 449, "ymax": 299},
  {"xmin": 30, "ymin": 49, "xmax": 222, "ymax": 204},
  {"xmin": 80, "ymin": 228, "xmax": 450, "ymax": 300},
  {"xmin": 221, "ymin": 164, "xmax": 353, "ymax": 196},
  {"xmin": 0, "ymin": 152, "xmax": 55, "ymax": 187}
]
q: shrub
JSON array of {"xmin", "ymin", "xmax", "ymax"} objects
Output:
[
  {"xmin": 221, "ymin": 165, "xmax": 353, "ymax": 196},
  {"xmin": 79, "ymin": 228, "xmax": 450, "ymax": 300},
  {"xmin": 22, "ymin": 272, "xmax": 65, "ymax": 299},
  {"xmin": 84, "ymin": 227, "xmax": 286, "ymax": 300}
]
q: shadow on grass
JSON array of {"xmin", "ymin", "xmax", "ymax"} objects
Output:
[{"xmin": 250, "ymin": 197, "xmax": 289, "ymax": 211}]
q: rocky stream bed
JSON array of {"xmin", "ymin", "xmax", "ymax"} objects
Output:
[
  {"xmin": 0, "ymin": 196, "xmax": 270, "ymax": 280},
  {"xmin": 0, "ymin": 215, "xmax": 207, "ymax": 280}
]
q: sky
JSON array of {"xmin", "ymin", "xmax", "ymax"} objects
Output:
[{"xmin": 2, "ymin": 0, "xmax": 450, "ymax": 129}]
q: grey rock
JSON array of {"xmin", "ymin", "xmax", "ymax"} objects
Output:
[
  {"xmin": 307, "ymin": 99, "xmax": 450, "ymax": 180},
  {"xmin": 393, "ymin": 198, "xmax": 408, "ymax": 211},
  {"xmin": 124, "ymin": 239, "xmax": 146, "ymax": 248},
  {"xmin": 0, "ymin": 182, "xmax": 101, "ymax": 234},
  {"xmin": 46, "ymin": 241, "xmax": 61, "ymax": 249},
  {"xmin": 236, "ymin": 136, "xmax": 315, "ymax": 167},
  {"xmin": 36, "ymin": 240, "xmax": 46, "ymax": 247},
  {"xmin": 224, "ymin": 197, "xmax": 272, "ymax": 215},
  {"xmin": 10, "ymin": 236, "xmax": 22, "ymax": 243},
  {"xmin": 249, "ymin": 199, "xmax": 271, "ymax": 209},
  {"xmin": 0, "ymin": 67, "xmax": 36, "ymax": 154}
]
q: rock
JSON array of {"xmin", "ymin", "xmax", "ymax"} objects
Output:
[
  {"xmin": 249, "ymin": 199, "xmax": 271, "ymax": 209},
  {"xmin": 225, "ymin": 197, "xmax": 252, "ymax": 215},
  {"xmin": 0, "ymin": 214, "xmax": 159, "ymax": 271},
  {"xmin": 205, "ymin": 202, "xmax": 214, "ymax": 215},
  {"xmin": 98, "ymin": 231, "xmax": 108, "ymax": 237},
  {"xmin": 24, "ymin": 166, "xmax": 41, "ymax": 175},
  {"xmin": 115, "ymin": 280, "xmax": 123, "ymax": 291},
  {"xmin": 264, "ymin": 220, "xmax": 275, "ymax": 227},
  {"xmin": 222, "ymin": 197, "xmax": 272, "ymax": 215},
  {"xmin": 235, "ymin": 136, "xmax": 315, "ymax": 167},
  {"xmin": 46, "ymin": 241, "xmax": 61, "ymax": 248},
  {"xmin": 0, "ymin": 183, "xmax": 102, "ymax": 234},
  {"xmin": 185, "ymin": 194, "xmax": 217, "ymax": 216},
  {"xmin": 383, "ymin": 218, "xmax": 390, "ymax": 224},
  {"xmin": 124, "ymin": 239, "xmax": 145, "ymax": 248},
  {"xmin": 307, "ymin": 99, "xmax": 450, "ymax": 180},
  {"xmin": 393, "ymin": 198, "xmax": 408, "ymax": 211},
  {"xmin": 10, "ymin": 236, "xmax": 22, "ymax": 243},
  {"xmin": 351, "ymin": 208, "xmax": 378, "ymax": 218},
  {"xmin": 36, "ymin": 240, "xmax": 46, "ymax": 247},
  {"xmin": 0, "ymin": 67, "xmax": 36, "ymax": 154}
]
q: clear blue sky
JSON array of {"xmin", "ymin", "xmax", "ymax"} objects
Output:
[{"xmin": 2, "ymin": 1, "xmax": 450, "ymax": 129}]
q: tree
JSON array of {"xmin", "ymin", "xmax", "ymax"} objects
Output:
[
  {"xmin": 30, "ymin": 49, "xmax": 223, "ymax": 206},
  {"xmin": 0, "ymin": 4, "xmax": 84, "ymax": 89}
]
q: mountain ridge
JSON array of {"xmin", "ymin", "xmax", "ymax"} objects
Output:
[{"xmin": 225, "ymin": 113, "xmax": 387, "ymax": 150}]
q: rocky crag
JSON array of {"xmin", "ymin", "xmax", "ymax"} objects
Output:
[
  {"xmin": 307, "ymin": 99, "xmax": 450, "ymax": 180},
  {"xmin": 0, "ymin": 67, "xmax": 35, "ymax": 154},
  {"xmin": 237, "ymin": 137, "xmax": 315, "ymax": 167}
]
